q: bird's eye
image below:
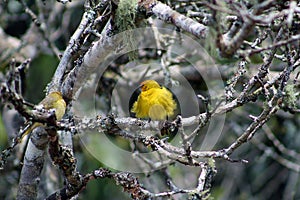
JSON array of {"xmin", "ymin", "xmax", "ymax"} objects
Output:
[{"xmin": 141, "ymin": 85, "xmax": 147, "ymax": 91}]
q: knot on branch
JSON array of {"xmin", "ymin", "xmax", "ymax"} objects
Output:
[
  {"xmin": 49, "ymin": 139, "xmax": 82, "ymax": 186},
  {"xmin": 102, "ymin": 114, "xmax": 122, "ymax": 134},
  {"xmin": 141, "ymin": 136, "xmax": 159, "ymax": 151},
  {"xmin": 93, "ymin": 168, "xmax": 112, "ymax": 178},
  {"xmin": 114, "ymin": 172, "xmax": 147, "ymax": 199},
  {"xmin": 51, "ymin": 145, "xmax": 76, "ymax": 170},
  {"xmin": 160, "ymin": 115, "xmax": 181, "ymax": 137}
]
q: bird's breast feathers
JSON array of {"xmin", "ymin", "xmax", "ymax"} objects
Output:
[{"xmin": 134, "ymin": 87, "xmax": 176, "ymax": 120}]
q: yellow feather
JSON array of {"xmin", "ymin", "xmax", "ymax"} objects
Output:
[
  {"xmin": 21, "ymin": 92, "xmax": 66, "ymax": 139},
  {"xmin": 131, "ymin": 80, "xmax": 177, "ymax": 120}
]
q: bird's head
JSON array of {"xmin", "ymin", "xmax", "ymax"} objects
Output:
[
  {"xmin": 140, "ymin": 80, "xmax": 161, "ymax": 92},
  {"xmin": 48, "ymin": 91, "xmax": 63, "ymax": 100}
]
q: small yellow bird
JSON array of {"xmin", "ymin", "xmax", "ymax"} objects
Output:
[
  {"xmin": 129, "ymin": 80, "xmax": 179, "ymax": 121},
  {"xmin": 22, "ymin": 91, "xmax": 66, "ymax": 138}
]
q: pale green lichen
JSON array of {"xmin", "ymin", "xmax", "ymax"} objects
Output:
[
  {"xmin": 208, "ymin": 158, "xmax": 216, "ymax": 170},
  {"xmin": 115, "ymin": 0, "xmax": 137, "ymax": 31},
  {"xmin": 115, "ymin": 0, "xmax": 138, "ymax": 60},
  {"xmin": 284, "ymin": 84, "xmax": 298, "ymax": 109}
]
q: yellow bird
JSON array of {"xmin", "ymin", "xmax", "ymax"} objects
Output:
[
  {"xmin": 130, "ymin": 80, "xmax": 179, "ymax": 121},
  {"xmin": 22, "ymin": 91, "xmax": 66, "ymax": 138}
]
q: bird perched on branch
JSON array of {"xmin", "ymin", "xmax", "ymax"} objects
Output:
[
  {"xmin": 21, "ymin": 91, "xmax": 66, "ymax": 139},
  {"xmin": 129, "ymin": 80, "xmax": 179, "ymax": 120},
  {"xmin": 129, "ymin": 80, "xmax": 180, "ymax": 137}
]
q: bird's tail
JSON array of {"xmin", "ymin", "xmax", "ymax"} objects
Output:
[{"xmin": 21, "ymin": 122, "xmax": 42, "ymax": 141}]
